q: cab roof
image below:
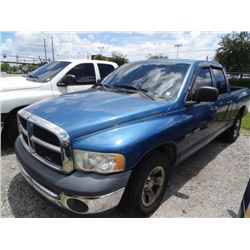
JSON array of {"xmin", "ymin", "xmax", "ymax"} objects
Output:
[
  {"xmin": 134, "ymin": 59, "xmax": 223, "ymax": 68},
  {"xmin": 56, "ymin": 59, "xmax": 118, "ymax": 65}
]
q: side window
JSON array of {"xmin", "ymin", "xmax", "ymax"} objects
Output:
[
  {"xmin": 97, "ymin": 63, "xmax": 115, "ymax": 79},
  {"xmin": 66, "ymin": 63, "xmax": 96, "ymax": 84},
  {"xmin": 192, "ymin": 67, "xmax": 213, "ymax": 95},
  {"xmin": 212, "ymin": 68, "xmax": 227, "ymax": 94}
]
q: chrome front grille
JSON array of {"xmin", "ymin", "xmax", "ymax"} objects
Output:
[{"xmin": 17, "ymin": 109, "xmax": 74, "ymax": 173}]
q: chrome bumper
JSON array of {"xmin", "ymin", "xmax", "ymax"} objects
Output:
[{"xmin": 17, "ymin": 160, "xmax": 125, "ymax": 215}]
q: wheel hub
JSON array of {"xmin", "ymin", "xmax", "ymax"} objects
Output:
[
  {"xmin": 145, "ymin": 177, "xmax": 154, "ymax": 189},
  {"xmin": 233, "ymin": 119, "xmax": 240, "ymax": 138},
  {"xmin": 141, "ymin": 166, "xmax": 165, "ymax": 208}
]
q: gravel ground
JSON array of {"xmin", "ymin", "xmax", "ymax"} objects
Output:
[{"xmin": 1, "ymin": 134, "xmax": 249, "ymax": 218}]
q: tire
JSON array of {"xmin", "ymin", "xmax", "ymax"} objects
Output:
[
  {"xmin": 238, "ymin": 201, "xmax": 244, "ymax": 218},
  {"xmin": 6, "ymin": 112, "xmax": 19, "ymax": 147},
  {"xmin": 120, "ymin": 150, "xmax": 171, "ymax": 217},
  {"xmin": 221, "ymin": 113, "xmax": 242, "ymax": 143}
]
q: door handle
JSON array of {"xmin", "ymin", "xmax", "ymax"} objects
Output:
[
  {"xmin": 210, "ymin": 106, "xmax": 218, "ymax": 111},
  {"xmin": 227, "ymin": 100, "xmax": 233, "ymax": 105}
]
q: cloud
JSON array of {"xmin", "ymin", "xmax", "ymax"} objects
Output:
[
  {"xmin": 1, "ymin": 31, "xmax": 226, "ymax": 61},
  {"xmin": 87, "ymin": 34, "xmax": 95, "ymax": 40}
]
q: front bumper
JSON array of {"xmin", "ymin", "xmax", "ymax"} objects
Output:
[{"xmin": 15, "ymin": 137, "xmax": 132, "ymax": 214}]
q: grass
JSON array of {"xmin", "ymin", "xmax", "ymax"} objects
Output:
[
  {"xmin": 229, "ymin": 79, "xmax": 249, "ymax": 134},
  {"xmin": 229, "ymin": 78, "xmax": 250, "ymax": 89},
  {"xmin": 241, "ymin": 113, "xmax": 250, "ymax": 135}
]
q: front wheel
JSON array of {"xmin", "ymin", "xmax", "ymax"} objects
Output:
[
  {"xmin": 6, "ymin": 113, "xmax": 19, "ymax": 147},
  {"xmin": 120, "ymin": 150, "xmax": 171, "ymax": 217}
]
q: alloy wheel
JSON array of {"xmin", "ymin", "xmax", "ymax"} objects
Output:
[{"xmin": 141, "ymin": 166, "xmax": 165, "ymax": 207}]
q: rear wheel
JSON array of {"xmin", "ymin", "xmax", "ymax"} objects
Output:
[
  {"xmin": 222, "ymin": 114, "xmax": 242, "ymax": 143},
  {"xmin": 120, "ymin": 150, "xmax": 171, "ymax": 217}
]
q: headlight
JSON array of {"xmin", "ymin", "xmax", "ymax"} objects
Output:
[{"xmin": 73, "ymin": 150, "xmax": 125, "ymax": 174}]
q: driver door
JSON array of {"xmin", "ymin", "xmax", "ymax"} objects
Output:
[
  {"xmin": 179, "ymin": 67, "xmax": 217, "ymax": 155},
  {"xmin": 58, "ymin": 63, "xmax": 97, "ymax": 93}
]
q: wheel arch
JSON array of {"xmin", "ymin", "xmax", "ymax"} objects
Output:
[
  {"xmin": 238, "ymin": 105, "xmax": 247, "ymax": 118},
  {"xmin": 132, "ymin": 141, "xmax": 177, "ymax": 170},
  {"xmin": 154, "ymin": 142, "xmax": 177, "ymax": 166},
  {"xmin": 2, "ymin": 105, "xmax": 27, "ymax": 134}
]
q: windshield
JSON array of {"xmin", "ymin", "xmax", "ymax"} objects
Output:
[
  {"xmin": 27, "ymin": 61, "xmax": 70, "ymax": 83},
  {"xmin": 102, "ymin": 62, "xmax": 190, "ymax": 101}
]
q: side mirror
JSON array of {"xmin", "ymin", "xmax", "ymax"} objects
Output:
[
  {"xmin": 193, "ymin": 86, "xmax": 218, "ymax": 102},
  {"xmin": 57, "ymin": 74, "xmax": 76, "ymax": 86}
]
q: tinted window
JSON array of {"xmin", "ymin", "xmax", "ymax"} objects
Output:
[
  {"xmin": 212, "ymin": 68, "xmax": 227, "ymax": 94},
  {"xmin": 192, "ymin": 67, "xmax": 213, "ymax": 95},
  {"xmin": 98, "ymin": 63, "xmax": 115, "ymax": 79},
  {"xmin": 102, "ymin": 62, "xmax": 190, "ymax": 100},
  {"xmin": 27, "ymin": 61, "xmax": 70, "ymax": 83},
  {"xmin": 67, "ymin": 63, "xmax": 96, "ymax": 84}
]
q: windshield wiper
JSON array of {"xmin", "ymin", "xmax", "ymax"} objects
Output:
[
  {"xmin": 93, "ymin": 81, "xmax": 109, "ymax": 91},
  {"xmin": 113, "ymin": 84, "xmax": 155, "ymax": 100},
  {"xmin": 26, "ymin": 75, "xmax": 38, "ymax": 82}
]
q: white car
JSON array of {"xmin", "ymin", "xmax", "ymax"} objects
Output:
[{"xmin": 0, "ymin": 59, "xmax": 118, "ymax": 146}]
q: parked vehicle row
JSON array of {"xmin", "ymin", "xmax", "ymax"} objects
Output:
[
  {"xmin": 0, "ymin": 60, "xmax": 118, "ymax": 146},
  {"xmin": 13, "ymin": 59, "xmax": 250, "ymax": 217}
]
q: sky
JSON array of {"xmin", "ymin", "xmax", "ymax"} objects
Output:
[{"xmin": 0, "ymin": 31, "xmax": 226, "ymax": 62}]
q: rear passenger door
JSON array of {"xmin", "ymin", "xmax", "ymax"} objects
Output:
[
  {"xmin": 97, "ymin": 63, "xmax": 115, "ymax": 80},
  {"xmin": 211, "ymin": 67, "xmax": 232, "ymax": 132}
]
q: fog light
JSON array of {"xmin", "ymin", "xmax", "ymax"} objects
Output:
[{"xmin": 66, "ymin": 198, "xmax": 88, "ymax": 213}]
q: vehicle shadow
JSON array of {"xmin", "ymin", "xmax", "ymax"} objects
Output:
[
  {"xmin": 1, "ymin": 148, "xmax": 14, "ymax": 157},
  {"xmin": 7, "ymin": 138, "xmax": 231, "ymax": 218},
  {"xmin": 1, "ymin": 135, "xmax": 14, "ymax": 156},
  {"xmin": 162, "ymin": 138, "xmax": 231, "ymax": 204}
]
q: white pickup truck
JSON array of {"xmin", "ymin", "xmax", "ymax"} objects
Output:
[{"xmin": 1, "ymin": 59, "xmax": 118, "ymax": 146}]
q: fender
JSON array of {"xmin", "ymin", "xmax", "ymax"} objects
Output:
[{"xmin": 72, "ymin": 111, "xmax": 187, "ymax": 170}]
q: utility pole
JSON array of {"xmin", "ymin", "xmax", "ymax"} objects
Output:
[
  {"xmin": 51, "ymin": 37, "xmax": 55, "ymax": 61},
  {"xmin": 174, "ymin": 44, "xmax": 182, "ymax": 59},
  {"xmin": 44, "ymin": 38, "xmax": 47, "ymax": 62}
]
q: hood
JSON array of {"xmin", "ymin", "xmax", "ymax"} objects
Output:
[
  {"xmin": 0, "ymin": 76, "xmax": 43, "ymax": 91},
  {"xmin": 26, "ymin": 89, "xmax": 169, "ymax": 139}
]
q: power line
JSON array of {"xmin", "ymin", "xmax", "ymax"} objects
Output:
[
  {"xmin": 1, "ymin": 54, "xmax": 42, "ymax": 60},
  {"xmin": 1, "ymin": 47, "xmax": 217, "ymax": 63}
]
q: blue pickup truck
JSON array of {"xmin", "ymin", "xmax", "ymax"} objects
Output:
[{"xmin": 15, "ymin": 59, "xmax": 250, "ymax": 217}]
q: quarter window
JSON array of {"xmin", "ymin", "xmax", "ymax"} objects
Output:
[
  {"xmin": 97, "ymin": 63, "xmax": 115, "ymax": 79},
  {"xmin": 66, "ymin": 63, "xmax": 96, "ymax": 84},
  {"xmin": 212, "ymin": 68, "xmax": 227, "ymax": 94}
]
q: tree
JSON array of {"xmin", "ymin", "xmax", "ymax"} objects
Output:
[
  {"xmin": 110, "ymin": 51, "xmax": 128, "ymax": 66},
  {"xmin": 0, "ymin": 62, "xmax": 40, "ymax": 74},
  {"xmin": 1, "ymin": 63, "xmax": 11, "ymax": 73},
  {"xmin": 94, "ymin": 54, "xmax": 107, "ymax": 60},
  {"xmin": 25, "ymin": 64, "xmax": 40, "ymax": 73},
  {"xmin": 93, "ymin": 51, "xmax": 128, "ymax": 66},
  {"xmin": 147, "ymin": 54, "xmax": 168, "ymax": 59},
  {"xmin": 215, "ymin": 32, "xmax": 250, "ymax": 73},
  {"xmin": 10, "ymin": 65, "xmax": 18, "ymax": 73}
]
